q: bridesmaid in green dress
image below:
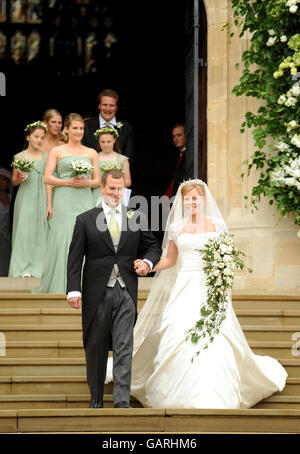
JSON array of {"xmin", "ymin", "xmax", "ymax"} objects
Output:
[
  {"xmin": 32, "ymin": 113, "xmax": 100, "ymax": 294},
  {"xmin": 9, "ymin": 121, "xmax": 50, "ymax": 277},
  {"xmin": 92, "ymin": 127, "xmax": 131, "ymax": 206}
]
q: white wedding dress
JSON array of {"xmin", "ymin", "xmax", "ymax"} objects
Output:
[{"xmin": 106, "ymin": 231, "xmax": 287, "ymax": 409}]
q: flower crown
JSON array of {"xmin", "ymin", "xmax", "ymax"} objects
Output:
[
  {"xmin": 100, "ymin": 162, "xmax": 124, "ymax": 174},
  {"xmin": 94, "ymin": 127, "xmax": 119, "ymax": 139},
  {"xmin": 24, "ymin": 121, "xmax": 47, "ymax": 133}
]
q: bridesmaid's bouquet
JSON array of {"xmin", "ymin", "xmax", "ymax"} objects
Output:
[
  {"xmin": 11, "ymin": 158, "xmax": 36, "ymax": 181},
  {"xmin": 186, "ymin": 233, "xmax": 252, "ymax": 355},
  {"xmin": 100, "ymin": 162, "xmax": 124, "ymax": 173},
  {"xmin": 70, "ymin": 160, "xmax": 94, "ymax": 178}
]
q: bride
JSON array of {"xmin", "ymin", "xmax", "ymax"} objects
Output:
[{"xmin": 107, "ymin": 179, "xmax": 287, "ymax": 408}]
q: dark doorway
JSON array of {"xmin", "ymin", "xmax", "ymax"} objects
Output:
[
  {"xmin": 1, "ymin": 0, "xmax": 208, "ymax": 200},
  {"xmin": 1, "ymin": 1, "xmax": 187, "ymax": 196}
]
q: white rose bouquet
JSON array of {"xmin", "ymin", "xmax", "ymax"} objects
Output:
[
  {"xmin": 11, "ymin": 158, "xmax": 35, "ymax": 181},
  {"xmin": 70, "ymin": 160, "xmax": 94, "ymax": 177},
  {"xmin": 11, "ymin": 158, "xmax": 35, "ymax": 173},
  {"xmin": 186, "ymin": 233, "xmax": 252, "ymax": 355}
]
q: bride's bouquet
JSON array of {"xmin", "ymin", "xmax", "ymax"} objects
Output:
[
  {"xmin": 70, "ymin": 160, "xmax": 94, "ymax": 178},
  {"xmin": 11, "ymin": 158, "xmax": 36, "ymax": 181},
  {"xmin": 186, "ymin": 233, "xmax": 252, "ymax": 355}
]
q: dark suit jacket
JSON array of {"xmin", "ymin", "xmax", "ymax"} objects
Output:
[
  {"xmin": 82, "ymin": 116, "xmax": 135, "ymax": 165},
  {"xmin": 67, "ymin": 205, "xmax": 161, "ymax": 345}
]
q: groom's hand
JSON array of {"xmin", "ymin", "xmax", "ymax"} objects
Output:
[
  {"xmin": 68, "ymin": 296, "xmax": 81, "ymax": 310},
  {"xmin": 134, "ymin": 259, "xmax": 150, "ymax": 276}
]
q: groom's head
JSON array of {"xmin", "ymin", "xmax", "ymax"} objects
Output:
[{"xmin": 101, "ymin": 169, "xmax": 125, "ymax": 207}]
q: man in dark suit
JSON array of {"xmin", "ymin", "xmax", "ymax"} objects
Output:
[
  {"xmin": 165, "ymin": 123, "xmax": 188, "ymax": 198},
  {"xmin": 82, "ymin": 89, "xmax": 135, "ymax": 166},
  {"xmin": 66, "ymin": 169, "xmax": 161, "ymax": 408}
]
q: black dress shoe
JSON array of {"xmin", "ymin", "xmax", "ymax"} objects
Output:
[
  {"xmin": 89, "ymin": 399, "xmax": 103, "ymax": 408},
  {"xmin": 114, "ymin": 401, "xmax": 131, "ymax": 408}
]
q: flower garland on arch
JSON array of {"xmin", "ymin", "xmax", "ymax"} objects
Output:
[{"xmin": 228, "ymin": 0, "xmax": 300, "ymax": 234}]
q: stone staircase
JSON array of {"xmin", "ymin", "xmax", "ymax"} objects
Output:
[{"xmin": 0, "ymin": 290, "xmax": 300, "ymax": 433}]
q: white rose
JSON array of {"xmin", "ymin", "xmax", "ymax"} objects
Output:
[
  {"xmin": 213, "ymin": 270, "xmax": 220, "ymax": 277},
  {"xmin": 266, "ymin": 36, "xmax": 277, "ymax": 46},
  {"xmin": 291, "ymin": 85, "xmax": 300, "ymax": 97},
  {"xmin": 277, "ymin": 95, "xmax": 287, "ymax": 105},
  {"xmin": 216, "ymin": 278, "xmax": 222, "ymax": 286},
  {"xmin": 218, "ymin": 263, "xmax": 225, "ymax": 269},
  {"xmin": 223, "ymin": 254, "xmax": 231, "ymax": 263},
  {"xmin": 289, "ymin": 5, "xmax": 298, "ymax": 13},
  {"xmin": 223, "ymin": 268, "xmax": 231, "ymax": 276},
  {"xmin": 287, "ymin": 0, "xmax": 297, "ymax": 6},
  {"xmin": 280, "ymin": 35, "xmax": 288, "ymax": 43},
  {"xmin": 268, "ymin": 29, "xmax": 276, "ymax": 36}
]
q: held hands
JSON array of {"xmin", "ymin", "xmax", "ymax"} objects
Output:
[
  {"xmin": 68, "ymin": 296, "xmax": 81, "ymax": 310},
  {"xmin": 134, "ymin": 259, "xmax": 150, "ymax": 276}
]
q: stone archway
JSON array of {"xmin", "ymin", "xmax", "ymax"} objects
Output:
[{"xmin": 203, "ymin": 0, "xmax": 300, "ymax": 292}]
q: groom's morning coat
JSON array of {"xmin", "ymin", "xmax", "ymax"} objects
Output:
[{"xmin": 67, "ymin": 205, "xmax": 161, "ymax": 345}]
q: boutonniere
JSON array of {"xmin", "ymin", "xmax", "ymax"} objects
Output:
[
  {"xmin": 127, "ymin": 209, "xmax": 134, "ymax": 219},
  {"xmin": 116, "ymin": 122, "xmax": 124, "ymax": 129}
]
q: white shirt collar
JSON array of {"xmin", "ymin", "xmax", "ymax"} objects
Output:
[
  {"xmin": 102, "ymin": 199, "xmax": 122, "ymax": 215},
  {"xmin": 99, "ymin": 114, "xmax": 117, "ymax": 128}
]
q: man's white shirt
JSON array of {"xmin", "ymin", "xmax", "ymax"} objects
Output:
[{"xmin": 99, "ymin": 114, "xmax": 117, "ymax": 129}]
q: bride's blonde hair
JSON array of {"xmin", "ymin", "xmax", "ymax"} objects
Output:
[{"xmin": 181, "ymin": 182, "xmax": 205, "ymax": 200}]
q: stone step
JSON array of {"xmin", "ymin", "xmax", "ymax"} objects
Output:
[
  {"xmin": 0, "ymin": 393, "xmax": 299, "ymax": 411},
  {"xmin": 253, "ymin": 396, "xmax": 300, "ymax": 409},
  {"xmin": 1, "ymin": 324, "xmax": 299, "ymax": 342},
  {"xmin": 1, "ymin": 308, "xmax": 300, "ymax": 326},
  {"xmin": 3, "ymin": 341, "xmax": 85, "ymax": 358},
  {"xmin": 0, "ymin": 325, "xmax": 82, "ymax": 341},
  {"xmin": 2, "ymin": 340, "xmax": 300, "ymax": 360},
  {"xmin": 0, "ymin": 358, "xmax": 87, "ymax": 376},
  {"xmin": 0, "ymin": 375, "xmax": 298, "ymax": 397},
  {"xmin": 0, "ymin": 358, "xmax": 298, "ymax": 378},
  {"xmin": 243, "ymin": 326, "xmax": 300, "ymax": 342},
  {"xmin": 0, "ymin": 309, "xmax": 80, "ymax": 325},
  {"xmin": 0, "ymin": 394, "xmax": 142, "ymax": 410},
  {"xmin": 1, "ymin": 407, "xmax": 300, "ymax": 433},
  {"xmin": 1, "ymin": 293, "xmax": 300, "ymax": 311},
  {"xmin": 249, "ymin": 342, "xmax": 300, "ymax": 359}
]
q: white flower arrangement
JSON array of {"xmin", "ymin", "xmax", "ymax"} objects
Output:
[
  {"xmin": 186, "ymin": 233, "xmax": 251, "ymax": 355},
  {"xmin": 70, "ymin": 160, "xmax": 94, "ymax": 176},
  {"xmin": 116, "ymin": 122, "xmax": 123, "ymax": 129},
  {"xmin": 11, "ymin": 158, "xmax": 35, "ymax": 173},
  {"xmin": 270, "ymin": 155, "xmax": 300, "ymax": 190},
  {"xmin": 100, "ymin": 162, "xmax": 124, "ymax": 173}
]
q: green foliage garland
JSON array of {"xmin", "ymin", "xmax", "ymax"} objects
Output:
[{"xmin": 229, "ymin": 0, "xmax": 300, "ymax": 232}]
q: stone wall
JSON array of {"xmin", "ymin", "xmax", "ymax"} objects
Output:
[{"xmin": 204, "ymin": 0, "xmax": 300, "ymax": 292}]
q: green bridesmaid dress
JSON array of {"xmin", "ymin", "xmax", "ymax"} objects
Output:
[
  {"xmin": 9, "ymin": 151, "xmax": 49, "ymax": 277},
  {"xmin": 92, "ymin": 152, "xmax": 128, "ymax": 206},
  {"xmin": 32, "ymin": 156, "xmax": 94, "ymax": 293}
]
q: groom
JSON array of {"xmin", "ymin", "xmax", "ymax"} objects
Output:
[{"xmin": 66, "ymin": 169, "xmax": 161, "ymax": 408}]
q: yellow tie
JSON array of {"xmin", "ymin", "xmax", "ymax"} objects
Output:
[{"xmin": 109, "ymin": 208, "xmax": 119, "ymax": 240}]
